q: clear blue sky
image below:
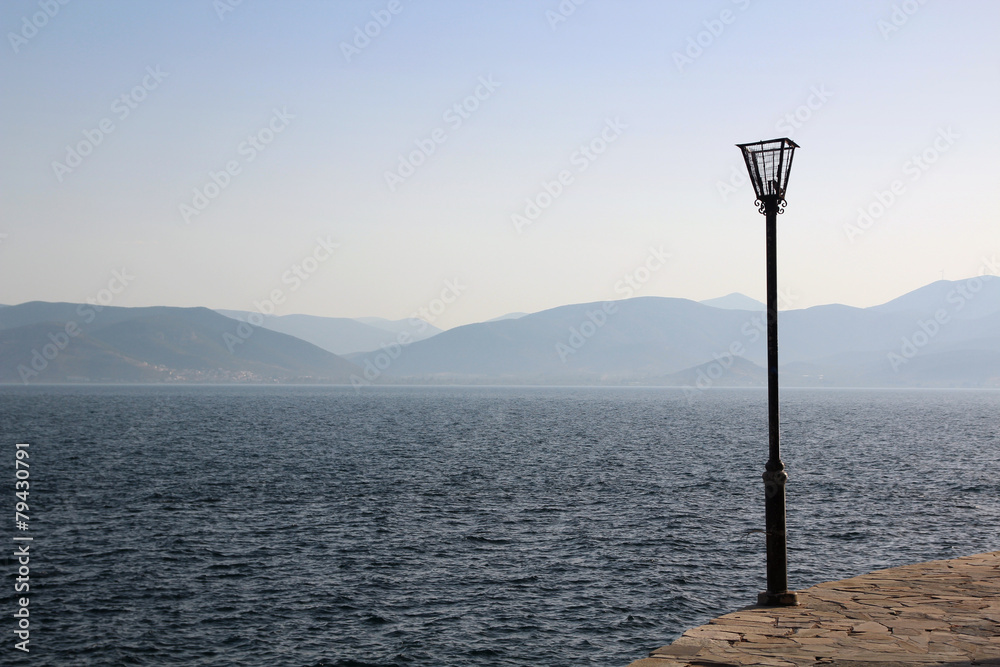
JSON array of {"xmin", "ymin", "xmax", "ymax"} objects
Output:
[{"xmin": 1, "ymin": 0, "xmax": 997, "ymax": 328}]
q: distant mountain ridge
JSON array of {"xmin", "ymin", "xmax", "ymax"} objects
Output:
[
  {"xmin": 348, "ymin": 296, "xmax": 768, "ymax": 382},
  {"xmin": 0, "ymin": 302, "xmax": 359, "ymax": 383},
  {"xmin": 486, "ymin": 312, "xmax": 529, "ymax": 322},
  {"xmin": 215, "ymin": 310, "xmax": 441, "ymax": 356},
  {"xmin": 1, "ymin": 276, "xmax": 997, "ymax": 386},
  {"xmin": 699, "ymin": 293, "xmax": 766, "ymax": 311},
  {"xmin": 349, "ymin": 276, "xmax": 1000, "ymax": 387}
]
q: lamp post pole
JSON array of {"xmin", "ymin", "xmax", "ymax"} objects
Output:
[
  {"xmin": 736, "ymin": 138, "xmax": 799, "ymax": 607},
  {"xmin": 759, "ymin": 193, "xmax": 796, "ymax": 606}
]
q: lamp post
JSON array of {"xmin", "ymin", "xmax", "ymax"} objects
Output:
[{"xmin": 736, "ymin": 137, "xmax": 800, "ymax": 607}]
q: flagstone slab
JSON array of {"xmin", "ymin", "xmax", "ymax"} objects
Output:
[{"xmin": 628, "ymin": 551, "xmax": 1000, "ymax": 667}]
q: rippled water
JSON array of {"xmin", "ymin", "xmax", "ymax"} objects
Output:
[{"xmin": 2, "ymin": 386, "xmax": 998, "ymax": 666}]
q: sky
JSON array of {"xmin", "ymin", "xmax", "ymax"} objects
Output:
[{"xmin": 1, "ymin": 0, "xmax": 998, "ymax": 329}]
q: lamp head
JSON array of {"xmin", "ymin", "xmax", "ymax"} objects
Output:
[{"xmin": 736, "ymin": 138, "xmax": 799, "ymax": 214}]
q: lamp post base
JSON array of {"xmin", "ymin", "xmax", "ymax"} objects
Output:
[{"xmin": 757, "ymin": 590, "xmax": 799, "ymax": 607}]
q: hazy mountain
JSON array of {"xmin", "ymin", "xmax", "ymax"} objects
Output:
[
  {"xmin": 2, "ymin": 277, "xmax": 996, "ymax": 386},
  {"xmin": 652, "ymin": 355, "xmax": 766, "ymax": 388},
  {"xmin": 349, "ymin": 277, "xmax": 1000, "ymax": 387},
  {"xmin": 349, "ymin": 297, "xmax": 771, "ymax": 383},
  {"xmin": 868, "ymin": 277, "xmax": 1000, "ymax": 320},
  {"xmin": 700, "ymin": 293, "xmax": 766, "ymax": 311},
  {"xmin": 217, "ymin": 311, "xmax": 441, "ymax": 355},
  {"xmin": 486, "ymin": 312, "xmax": 529, "ymax": 322},
  {"xmin": 355, "ymin": 316, "xmax": 443, "ymax": 338},
  {"xmin": 0, "ymin": 302, "xmax": 359, "ymax": 383}
]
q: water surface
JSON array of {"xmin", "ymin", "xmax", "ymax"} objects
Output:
[{"xmin": 2, "ymin": 386, "xmax": 997, "ymax": 666}]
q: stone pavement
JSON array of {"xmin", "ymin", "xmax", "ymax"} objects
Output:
[{"xmin": 628, "ymin": 551, "xmax": 1000, "ymax": 666}]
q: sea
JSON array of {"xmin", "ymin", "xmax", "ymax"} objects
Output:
[{"xmin": 1, "ymin": 385, "xmax": 998, "ymax": 666}]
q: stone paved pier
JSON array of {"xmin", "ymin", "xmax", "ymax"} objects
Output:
[{"xmin": 628, "ymin": 551, "xmax": 1000, "ymax": 666}]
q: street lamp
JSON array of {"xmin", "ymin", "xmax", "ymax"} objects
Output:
[{"xmin": 736, "ymin": 137, "xmax": 799, "ymax": 607}]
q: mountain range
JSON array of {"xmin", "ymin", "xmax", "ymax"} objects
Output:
[
  {"xmin": 1, "ymin": 276, "xmax": 997, "ymax": 387},
  {"xmin": 215, "ymin": 310, "xmax": 442, "ymax": 355},
  {"xmin": 0, "ymin": 303, "xmax": 358, "ymax": 383},
  {"xmin": 349, "ymin": 276, "xmax": 1000, "ymax": 387}
]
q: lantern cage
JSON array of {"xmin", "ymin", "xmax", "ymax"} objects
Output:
[{"xmin": 736, "ymin": 138, "xmax": 799, "ymax": 215}]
